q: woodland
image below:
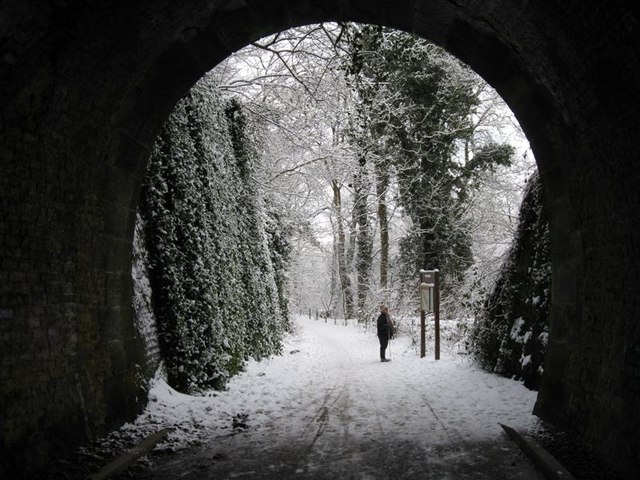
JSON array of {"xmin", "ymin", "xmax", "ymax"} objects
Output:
[{"xmin": 135, "ymin": 23, "xmax": 549, "ymax": 392}]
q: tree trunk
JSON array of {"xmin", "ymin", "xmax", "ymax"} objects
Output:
[
  {"xmin": 353, "ymin": 156, "xmax": 372, "ymax": 321},
  {"xmin": 375, "ymin": 160, "xmax": 389, "ymax": 290},
  {"xmin": 332, "ymin": 179, "xmax": 354, "ymax": 319}
]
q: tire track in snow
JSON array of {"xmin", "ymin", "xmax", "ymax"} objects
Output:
[{"xmin": 288, "ymin": 320, "xmax": 357, "ymax": 475}]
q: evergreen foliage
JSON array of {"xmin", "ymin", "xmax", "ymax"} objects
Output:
[
  {"xmin": 344, "ymin": 26, "xmax": 515, "ymax": 293},
  {"xmin": 352, "ymin": 156, "xmax": 373, "ymax": 319},
  {"xmin": 470, "ymin": 171, "xmax": 551, "ymax": 390},
  {"xmin": 140, "ymin": 75, "xmax": 290, "ymax": 393}
]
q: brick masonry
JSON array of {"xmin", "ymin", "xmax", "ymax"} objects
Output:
[{"xmin": 0, "ymin": 0, "xmax": 639, "ymax": 478}]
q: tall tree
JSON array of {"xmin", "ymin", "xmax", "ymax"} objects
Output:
[
  {"xmin": 209, "ymin": 22, "xmax": 528, "ymax": 319},
  {"xmin": 331, "ymin": 177, "xmax": 355, "ymax": 318},
  {"xmin": 375, "ymin": 157, "xmax": 390, "ymax": 290},
  {"xmin": 352, "ymin": 154, "xmax": 373, "ymax": 319},
  {"xmin": 344, "ymin": 25, "xmax": 515, "ymax": 290}
]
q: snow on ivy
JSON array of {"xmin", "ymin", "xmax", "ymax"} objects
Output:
[{"xmin": 138, "ymin": 74, "xmax": 292, "ymax": 394}]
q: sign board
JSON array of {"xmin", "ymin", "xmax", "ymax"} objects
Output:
[
  {"xmin": 418, "ymin": 269, "xmax": 440, "ymax": 360},
  {"xmin": 423, "ymin": 272, "xmax": 434, "ymax": 285},
  {"xmin": 420, "ymin": 269, "xmax": 436, "ymax": 286},
  {"xmin": 420, "ymin": 283, "xmax": 434, "ymax": 311}
]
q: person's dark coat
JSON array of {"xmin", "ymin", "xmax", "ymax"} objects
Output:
[{"xmin": 377, "ymin": 313, "xmax": 393, "ymax": 338}]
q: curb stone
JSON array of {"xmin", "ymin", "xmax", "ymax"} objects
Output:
[{"xmin": 501, "ymin": 423, "xmax": 577, "ymax": 480}]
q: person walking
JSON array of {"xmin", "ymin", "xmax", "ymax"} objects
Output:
[{"xmin": 377, "ymin": 305, "xmax": 393, "ymax": 362}]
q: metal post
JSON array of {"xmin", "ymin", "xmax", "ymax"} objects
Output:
[{"xmin": 434, "ymin": 269, "xmax": 440, "ymax": 361}]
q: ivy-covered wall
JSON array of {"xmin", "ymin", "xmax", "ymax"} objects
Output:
[
  {"xmin": 139, "ymin": 75, "xmax": 291, "ymax": 393},
  {"xmin": 471, "ymin": 171, "xmax": 551, "ymax": 390}
]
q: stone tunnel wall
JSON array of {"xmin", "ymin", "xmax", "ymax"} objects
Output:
[
  {"xmin": 0, "ymin": 94, "xmax": 146, "ymax": 476},
  {"xmin": 0, "ymin": 2, "xmax": 157, "ymax": 475},
  {"xmin": 0, "ymin": 1, "xmax": 639, "ymax": 478}
]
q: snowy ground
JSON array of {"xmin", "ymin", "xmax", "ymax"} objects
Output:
[{"xmin": 95, "ymin": 315, "xmax": 546, "ymax": 479}]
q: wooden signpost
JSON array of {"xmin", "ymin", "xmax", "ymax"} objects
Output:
[{"xmin": 419, "ymin": 269, "xmax": 440, "ymax": 360}]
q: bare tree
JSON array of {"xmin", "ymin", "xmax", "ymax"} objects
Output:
[{"xmin": 209, "ymin": 22, "xmax": 535, "ymax": 320}]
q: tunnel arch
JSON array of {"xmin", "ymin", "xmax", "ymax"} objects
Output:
[{"xmin": 1, "ymin": 1, "xmax": 639, "ymax": 478}]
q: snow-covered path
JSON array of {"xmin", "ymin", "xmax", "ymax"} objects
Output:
[{"xmin": 134, "ymin": 316, "xmax": 543, "ymax": 479}]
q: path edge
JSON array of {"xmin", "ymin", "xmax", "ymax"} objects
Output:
[
  {"xmin": 500, "ymin": 423, "xmax": 576, "ymax": 480},
  {"xmin": 88, "ymin": 428, "xmax": 174, "ymax": 480}
]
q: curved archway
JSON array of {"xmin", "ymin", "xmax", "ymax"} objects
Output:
[{"xmin": 1, "ymin": 1, "xmax": 638, "ymax": 477}]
